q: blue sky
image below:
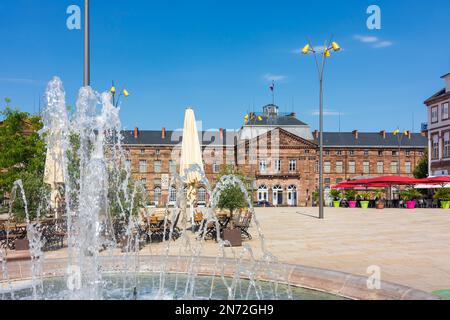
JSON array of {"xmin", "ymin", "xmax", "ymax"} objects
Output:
[{"xmin": 0, "ymin": 0, "xmax": 449, "ymax": 132}]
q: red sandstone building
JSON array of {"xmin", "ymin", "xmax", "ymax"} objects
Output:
[{"xmin": 123, "ymin": 104, "xmax": 427, "ymax": 207}]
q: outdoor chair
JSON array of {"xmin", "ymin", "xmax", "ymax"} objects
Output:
[
  {"xmin": 193, "ymin": 211, "xmax": 204, "ymax": 233},
  {"xmin": 234, "ymin": 211, "xmax": 253, "ymax": 241},
  {"xmin": 148, "ymin": 215, "xmax": 164, "ymax": 242},
  {"xmin": 164, "ymin": 211, "xmax": 181, "ymax": 241}
]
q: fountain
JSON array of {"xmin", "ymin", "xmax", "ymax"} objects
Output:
[{"xmin": 0, "ymin": 78, "xmax": 437, "ymax": 300}]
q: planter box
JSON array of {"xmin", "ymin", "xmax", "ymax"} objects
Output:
[
  {"xmin": 223, "ymin": 229, "xmax": 242, "ymax": 247},
  {"xmin": 333, "ymin": 201, "xmax": 341, "ymax": 208},
  {"xmin": 348, "ymin": 201, "xmax": 357, "ymax": 208},
  {"xmin": 14, "ymin": 239, "xmax": 30, "ymax": 251},
  {"xmin": 441, "ymin": 201, "xmax": 450, "ymax": 209},
  {"xmin": 406, "ymin": 200, "xmax": 416, "ymax": 209},
  {"xmin": 360, "ymin": 201, "xmax": 369, "ymax": 209}
]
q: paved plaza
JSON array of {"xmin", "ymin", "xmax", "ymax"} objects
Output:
[{"xmin": 40, "ymin": 207, "xmax": 450, "ymax": 293}]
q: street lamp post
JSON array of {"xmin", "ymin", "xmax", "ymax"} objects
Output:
[
  {"xmin": 301, "ymin": 39, "xmax": 341, "ymax": 219},
  {"xmin": 84, "ymin": 0, "xmax": 90, "ymax": 87}
]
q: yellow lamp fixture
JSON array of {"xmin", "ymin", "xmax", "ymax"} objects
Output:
[
  {"xmin": 123, "ymin": 89, "xmax": 130, "ymax": 97},
  {"xmin": 110, "ymin": 86, "xmax": 116, "ymax": 94},
  {"xmin": 331, "ymin": 42, "xmax": 341, "ymax": 52},
  {"xmin": 301, "ymin": 44, "xmax": 311, "ymax": 54},
  {"xmin": 324, "ymin": 48, "xmax": 331, "ymax": 58}
]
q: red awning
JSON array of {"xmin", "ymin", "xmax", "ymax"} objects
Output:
[
  {"xmin": 344, "ymin": 176, "xmax": 423, "ymax": 186},
  {"xmin": 333, "ymin": 183, "xmax": 389, "ymax": 189},
  {"xmin": 418, "ymin": 176, "xmax": 450, "ymax": 186}
]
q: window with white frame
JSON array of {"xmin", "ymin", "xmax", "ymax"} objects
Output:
[
  {"xmin": 336, "ymin": 161, "xmax": 343, "ymax": 173},
  {"xmin": 213, "ymin": 162, "xmax": 221, "ymax": 173},
  {"xmin": 139, "ymin": 160, "xmax": 147, "ymax": 173},
  {"xmin": 125, "ymin": 159, "xmax": 132, "ymax": 170},
  {"xmin": 444, "ymin": 132, "xmax": 450, "ymax": 158},
  {"xmin": 154, "ymin": 160, "xmax": 162, "ymax": 173},
  {"xmin": 432, "ymin": 134, "xmax": 439, "ymax": 159},
  {"xmin": 257, "ymin": 185, "xmax": 269, "ymax": 202},
  {"xmin": 169, "ymin": 187, "xmax": 177, "ymax": 202},
  {"xmin": 377, "ymin": 162, "xmax": 384, "ymax": 174},
  {"xmin": 405, "ymin": 162, "xmax": 411, "ymax": 174},
  {"xmin": 348, "ymin": 161, "xmax": 356, "ymax": 174},
  {"xmin": 259, "ymin": 160, "xmax": 267, "ymax": 173},
  {"xmin": 154, "ymin": 187, "xmax": 161, "ymax": 204},
  {"xmin": 390, "ymin": 161, "xmax": 399, "ymax": 174},
  {"xmin": 140, "ymin": 178, "xmax": 147, "ymax": 189},
  {"xmin": 324, "ymin": 161, "xmax": 331, "ymax": 173},
  {"xmin": 169, "ymin": 160, "xmax": 177, "ymax": 174},
  {"xmin": 289, "ymin": 160, "xmax": 297, "ymax": 172},
  {"xmin": 431, "ymin": 106, "xmax": 438, "ymax": 123},
  {"xmin": 198, "ymin": 188, "xmax": 206, "ymax": 203},
  {"xmin": 442, "ymin": 102, "xmax": 449, "ymax": 121},
  {"xmin": 363, "ymin": 161, "xmax": 370, "ymax": 174},
  {"xmin": 274, "ymin": 159, "xmax": 281, "ymax": 172}
]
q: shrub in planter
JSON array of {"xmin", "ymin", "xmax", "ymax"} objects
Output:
[
  {"xmin": 433, "ymin": 188, "xmax": 450, "ymax": 209},
  {"xmin": 400, "ymin": 189, "xmax": 422, "ymax": 209},
  {"xmin": 330, "ymin": 190, "xmax": 342, "ymax": 208},
  {"xmin": 359, "ymin": 192, "xmax": 373, "ymax": 209},
  {"xmin": 374, "ymin": 189, "xmax": 386, "ymax": 209},
  {"xmin": 345, "ymin": 190, "xmax": 358, "ymax": 208}
]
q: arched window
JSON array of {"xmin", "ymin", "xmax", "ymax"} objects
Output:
[
  {"xmin": 287, "ymin": 185, "xmax": 297, "ymax": 207},
  {"xmin": 198, "ymin": 187, "xmax": 207, "ymax": 203},
  {"xmin": 257, "ymin": 185, "xmax": 269, "ymax": 202},
  {"xmin": 272, "ymin": 185, "xmax": 283, "ymax": 206},
  {"xmin": 154, "ymin": 187, "xmax": 161, "ymax": 205},
  {"xmin": 169, "ymin": 186, "xmax": 177, "ymax": 202}
]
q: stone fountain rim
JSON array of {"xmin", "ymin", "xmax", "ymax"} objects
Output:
[{"xmin": 2, "ymin": 255, "xmax": 438, "ymax": 300}]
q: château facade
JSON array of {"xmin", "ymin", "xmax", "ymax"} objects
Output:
[{"xmin": 122, "ymin": 104, "xmax": 427, "ymax": 207}]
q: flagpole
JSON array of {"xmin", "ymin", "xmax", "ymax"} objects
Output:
[{"xmin": 272, "ymin": 81, "xmax": 275, "ymax": 105}]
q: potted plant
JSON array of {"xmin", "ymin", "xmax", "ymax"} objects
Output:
[
  {"xmin": 374, "ymin": 189, "xmax": 386, "ymax": 209},
  {"xmin": 400, "ymin": 188, "xmax": 422, "ymax": 209},
  {"xmin": 359, "ymin": 192, "xmax": 372, "ymax": 209},
  {"xmin": 329, "ymin": 190, "xmax": 342, "ymax": 208},
  {"xmin": 433, "ymin": 188, "xmax": 450, "ymax": 209},
  {"xmin": 345, "ymin": 190, "xmax": 358, "ymax": 208}
]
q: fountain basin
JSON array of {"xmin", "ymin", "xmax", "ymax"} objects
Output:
[{"xmin": 1, "ymin": 256, "xmax": 438, "ymax": 300}]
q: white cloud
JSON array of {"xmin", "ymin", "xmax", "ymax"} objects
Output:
[
  {"xmin": 311, "ymin": 109, "xmax": 345, "ymax": 116},
  {"xmin": 354, "ymin": 35, "xmax": 379, "ymax": 43},
  {"xmin": 354, "ymin": 35, "xmax": 394, "ymax": 49},
  {"xmin": 263, "ymin": 74, "xmax": 286, "ymax": 82},
  {"xmin": 373, "ymin": 40, "xmax": 393, "ymax": 48}
]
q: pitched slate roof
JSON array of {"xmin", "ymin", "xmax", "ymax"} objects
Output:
[
  {"xmin": 245, "ymin": 115, "xmax": 308, "ymax": 126},
  {"xmin": 121, "ymin": 130, "xmax": 236, "ymax": 146},
  {"xmin": 317, "ymin": 132, "xmax": 427, "ymax": 148},
  {"xmin": 424, "ymin": 88, "xmax": 448, "ymax": 105}
]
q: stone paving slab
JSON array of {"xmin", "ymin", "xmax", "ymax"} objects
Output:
[{"xmin": 9, "ymin": 207, "xmax": 450, "ymax": 293}]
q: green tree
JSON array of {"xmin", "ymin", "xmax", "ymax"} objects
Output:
[
  {"xmin": 0, "ymin": 105, "xmax": 47, "ymax": 219},
  {"xmin": 214, "ymin": 165, "xmax": 252, "ymax": 215},
  {"xmin": 414, "ymin": 149, "xmax": 429, "ymax": 179}
]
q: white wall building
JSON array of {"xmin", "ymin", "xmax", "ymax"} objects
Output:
[{"xmin": 425, "ymin": 73, "xmax": 450, "ymax": 176}]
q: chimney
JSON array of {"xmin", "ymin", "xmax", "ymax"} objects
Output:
[
  {"xmin": 352, "ymin": 130, "xmax": 359, "ymax": 139},
  {"xmin": 313, "ymin": 130, "xmax": 319, "ymax": 139},
  {"xmin": 162, "ymin": 127, "xmax": 166, "ymax": 139},
  {"xmin": 220, "ymin": 128, "xmax": 224, "ymax": 140},
  {"xmin": 442, "ymin": 73, "xmax": 450, "ymax": 93},
  {"xmin": 134, "ymin": 127, "xmax": 139, "ymax": 139},
  {"xmin": 380, "ymin": 130, "xmax": 386, "ymax": 139}
]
